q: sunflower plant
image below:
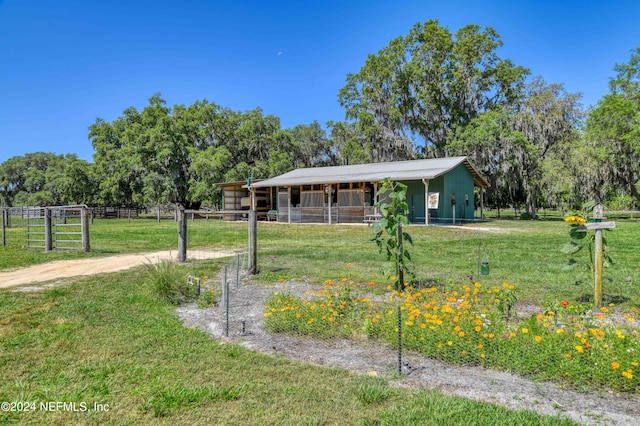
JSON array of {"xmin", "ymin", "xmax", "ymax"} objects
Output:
[
  {"xmin": 561, "ymin": 201, "xmax": 613, "ymax": 286},
  {"xmin": 371, "ymin": 177, "xmax": 414, "ymax": 291}
]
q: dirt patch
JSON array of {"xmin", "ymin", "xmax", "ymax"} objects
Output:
[
  {"xmin": 438, "ymin": 225, "xmax": 520, "ymax": 233},
  {"xmin": 0, "ymin": 250, "xmax": 235, "ymax": 289},
  {"xmin": 177, "ymin": 277, "xmax": 640, "ymax": 426}
]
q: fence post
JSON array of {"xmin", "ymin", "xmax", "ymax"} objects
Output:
[
  {"xmin": 236, "ymin": 253, "xmax": 240, "ymax": 289},
  {"xmin": 44, "ymin": 207, "xmax": 53, "ymax": 252},
  {"xmin": 397, "ymin": 223, "xmax": 404, "ymax": 289},
  {"xmin": 248, "ymin": 210, "xmax": 257, "ymax": 275},
  {"xmin": 178, "ymin": 206, "xmax": 187, "ymax": 263},
  {"xmin": 224, "ymin": 265, "xmax": 229, "ymax": 337},
  {"xmin": 1, "ymin": 209, "xmax": 6, "ymax": 247},
  {"xmin": 81, "ymin": 207, "xmax": 91, "ymax": 253},
  {"xmin": 397, "ymin": 305, "xmax": 403, "ymax": 376}
]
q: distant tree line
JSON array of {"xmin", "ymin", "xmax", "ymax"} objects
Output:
[{"xmin": 1, "ymin": 20, "xmax": 638, "ymax": 217}]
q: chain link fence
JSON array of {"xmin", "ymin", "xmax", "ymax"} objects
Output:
[
  {"xmin": 182, "ymin": 254, "xmax": 639, "ymax": 394},
  {"xmin": 173, "ymin": 215, "xmax": 640, "ymax": 392}
]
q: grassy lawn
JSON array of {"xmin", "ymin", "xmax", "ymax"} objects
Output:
[
  {"xmin": 3, "ymin": 217, "xmax": 639, "ymax": 308},
  {"xmin": 0, "ymin": 269, "xmax": 577, "ymax": 425},
  {"xmin": 256, "ymin": 219, "xmax": 640, "ymax": 308},
  {"xmin": 0, "ymin": 218, "xmax": 249, "ymax": 270}
]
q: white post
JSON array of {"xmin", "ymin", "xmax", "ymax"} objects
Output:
[
  {"xmin": 287, "ymin": 186, "xmax": 292, "ymax": 224},
  {"xmin": 422, "ymin": 179, "xmax": 430, "ymax": 225},
  {"xmin": 373, "ymin": 183, "xmax": 378, "ymax": 215},
  {"xmin": 327, "ymin": 184, "xmax": 332, "ymax": 225}
]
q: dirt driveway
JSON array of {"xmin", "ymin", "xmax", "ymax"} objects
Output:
[{"xmin": 0, "ymin": 250, "xmax": 234, "ymax": 289}]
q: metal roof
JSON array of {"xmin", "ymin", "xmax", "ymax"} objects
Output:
[{"xmin": 250, "ymin": 156, "xmax": 489, "ymax": 189}]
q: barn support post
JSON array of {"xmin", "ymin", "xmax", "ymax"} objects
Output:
[
  {"xmin": 44, "ymin": 207, "xmax": 53, "ymax": 252},
  {"xmin": 287, "ymin": 186, "xmax": 292, "ymax": 224},
  {"xmin": 178, "ymin": 206, "xmax": 187, "ymax": 263},
  {"xmin": 248, "ymin": 210, "xmax": 257, "ymax": 275},
  {"xmin": 422, "ymin": 178, "xmax": 430, "ymax": 225},
  {"xmin": 81, "ymin": 206, "xmax": 90, "ymax": 253},
  {"xmin": 373, "ymin": 183, "xmax": 378, "ymax": 215},
  {"xmin": 327, "ymin": 184, "xmax": 332, "ymax": 225}
]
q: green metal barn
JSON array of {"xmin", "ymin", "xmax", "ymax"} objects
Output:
[{"xmin": 222, "ymin": 156, "xmax": 489, "ymax": 225}]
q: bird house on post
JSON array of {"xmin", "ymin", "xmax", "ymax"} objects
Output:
[{"xmin": 592, "ymin": 203, "xmax": 604, "ymax": 222}]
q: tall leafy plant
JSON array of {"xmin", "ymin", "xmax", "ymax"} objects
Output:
[
  {"xmin": 371, "ymin": 178, "xmax": 413, "ymax": 290},
  {"xmin": 561, "ymin": 201, "xmax": 613, "ymax": 286}
]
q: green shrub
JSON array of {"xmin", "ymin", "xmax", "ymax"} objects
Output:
[{"xmin": 520, "ymin": 211, "xmax": 532, "ymax": 220}]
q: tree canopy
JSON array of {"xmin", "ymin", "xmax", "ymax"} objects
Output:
[
  {"xmin": 338, "ymin": 20, "xmax": 530, "ymax": 159},
  {"xmin": 1, "ymin": 23, "xmax": 639, "ymax": 215}
]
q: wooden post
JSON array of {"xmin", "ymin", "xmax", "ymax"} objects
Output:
[
  {"xmin": 1, "ymin": 209, "xmax": 6, "ymax": 247},
  {"xmin": 178, "ymin": 206, "xmax": 187, "ymax": 263},
  {"xmin": 594, "ymin": 228, "xmax": 604, "ymax": 309},
  {"xmin": 81, "ymin": 207, "xmax": 90, "ymax": 253},
  {"xmin": 44, "ymin": 207, "xmax": 53, "ymax": 252},
  {"xmin": 581, "ymin": 214, "xmax": 615, "ymax": 309},
  {"xmin": 248, "ymin": 210, "xmax": 257, "ymax": 275}
]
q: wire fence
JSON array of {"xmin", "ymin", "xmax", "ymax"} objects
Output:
[{"xmin": 177, "ymin": 212, "xmax": 639, "ymax": 392}]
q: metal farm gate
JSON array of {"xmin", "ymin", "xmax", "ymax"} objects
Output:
[
  {"xmin": 52, "ymin": 207, "xmax": 85, "ymax": 250},
  {"xmin": 26, "ymin": 207, "xmax": 46, "ymax": 249},
  {"xmin": 25, "ymin": 206, "xmax": 90, "ymax": 252}
]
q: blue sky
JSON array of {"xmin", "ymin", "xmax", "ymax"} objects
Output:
[{"xmin": 1, "ymin": 0, "xmax": 639, "ymax": 164}]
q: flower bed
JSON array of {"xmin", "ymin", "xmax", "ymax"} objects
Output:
[{"xmin": 264, "ymin": 278, "xmax": 639, "ymax": 393}]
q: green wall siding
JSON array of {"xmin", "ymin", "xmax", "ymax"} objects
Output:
[{"xmin": 401, "ymin": 164, "xmax": 475, "ymax": 224}]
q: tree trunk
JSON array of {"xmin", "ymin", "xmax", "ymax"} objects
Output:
[{"xmin": 525, "ymin": 190, "xmax": 537, "ymax": 219}]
